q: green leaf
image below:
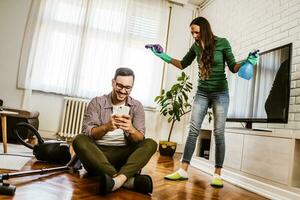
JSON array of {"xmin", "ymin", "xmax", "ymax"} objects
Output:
[
  {"xmin": 161, "ymin": 102, "xmax": 169, "ymax": 111},
  {"xmin": 171, "ymin": 84, "xmax": 179, "ymax": 92},
  {"xmin": 178, "ymin": 96, "xmax": 183, "ymax": 104},
  {"xmin": 182, "ymin": 91, "xmax": 188, "ymax": 101},
  {"xmin": 183, "ymin": 87, "xmax": 188, "ymax": 92},
  {"xmin": 177, "ymin": 74, "xmax": 184, "ymax": 81},
  {"xmin": 162, "ymin": 109, "xmax": 168, "ymax": 116},
  {"xmin": 181, "ymin": 72, "xmax": 186, "ymax": 78},
  {"xmin": 184, "ymin": 103, "xmax": 191, "ymax": 108},
  {"xmin": 160, "ymin": 98, "xmax": 169, "ymax": 105},
  {"xmin": 173, "ymin": 101, "xmax": 181, "ymax": 110},
  {"xmin": 154, "ymin": 95, "xmax": 161, "ymax": 102},
  {"xmin": 166, "ymin": 91, "xmax": 172, "ymax": 99}
]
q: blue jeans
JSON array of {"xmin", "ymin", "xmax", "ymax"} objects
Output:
[{"xmin": 182, "ymin": 90, "xmax": 229, "ymax": 168}]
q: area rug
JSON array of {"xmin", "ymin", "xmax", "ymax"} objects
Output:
[
  {"xmin": 0, "ymin": 143, "xmax": 33, "ymax": 170},
  {"xmin": 0, "ymin": 154, "xmax": 32, "ymax": 170}
]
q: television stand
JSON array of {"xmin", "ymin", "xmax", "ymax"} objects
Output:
[
  {"xmin": 226, "ymin": 126, "xmax": 273, "ymax": 132},
  {"xmin": 245, "ymin": 122, "xmax": 252, "ymax": 129},
  {"xmin": 191, "ymin": 128, "xmax": 300, "ymax": 199},
  {"xmin": 244, "ymin": 122, "xmax": 272, "ymax": 132}
]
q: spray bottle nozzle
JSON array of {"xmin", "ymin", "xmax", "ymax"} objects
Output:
[{"xmin": 250, "ymin": 49, "xmax": 260, "ymax": 56}]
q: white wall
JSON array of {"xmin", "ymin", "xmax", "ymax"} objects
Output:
[
  {"xmin": 0, "ymin": 0, "xmax": 31, "ymax": 108},
  {"xmin": 0, "ymin": 0, "xmax": 65, "ymax": 138},
  {"xmin": 0, "ymin": 0, "xmax": 197, "ymax": 150},
  {"xmin": 200, "ymin": 0, "xmax": 300, "ymax": 130}
]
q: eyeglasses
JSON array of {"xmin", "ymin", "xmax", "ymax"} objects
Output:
[{"xmin": 115, "ymin": 82, "xmax": 132, "ymax": 92}]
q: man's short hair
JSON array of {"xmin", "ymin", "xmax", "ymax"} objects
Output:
[{"xmin": 114, "ymin": 67, "xmax": 135, "ymax": 81}]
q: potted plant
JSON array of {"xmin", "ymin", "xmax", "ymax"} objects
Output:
[{"xmin": 154, "ymin": 72, "xmax": 193, "ymax": 157}]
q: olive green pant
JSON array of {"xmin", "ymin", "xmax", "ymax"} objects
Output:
[{"xmin": 72, "ymin": 134, "xmax": 157, "ymax": 178}]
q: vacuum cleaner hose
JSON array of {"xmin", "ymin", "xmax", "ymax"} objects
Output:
[{"xmin": 14, "ymin": 122, "xmax": 44, "ymax": 149}]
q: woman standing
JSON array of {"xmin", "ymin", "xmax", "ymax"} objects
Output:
[{"xmin": 148, "ymin": 17, "xmax": 258, "ymax": 187}]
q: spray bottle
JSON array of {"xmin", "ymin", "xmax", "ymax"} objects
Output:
[{"xmin": 238, "ymin": 50, "xmax": 260, "ymax": 80}]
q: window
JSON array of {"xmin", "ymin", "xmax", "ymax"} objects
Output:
[{"xmin": 20, "ymin": 0, "xmax": 168, "ymax": 107}]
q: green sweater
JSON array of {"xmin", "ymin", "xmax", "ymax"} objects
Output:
[{"xmin": 181, "ymin": 37, "xmax": 236, "ymax": 92}]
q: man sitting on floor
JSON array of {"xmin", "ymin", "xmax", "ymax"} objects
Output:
[{"xmin": 72, "ymin": 67, "xmax": 157, "ymax": 195}]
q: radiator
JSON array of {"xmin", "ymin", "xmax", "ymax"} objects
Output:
[{"xmin": 58, "ymin": 97, "xmax": 90, "ymax": 139}]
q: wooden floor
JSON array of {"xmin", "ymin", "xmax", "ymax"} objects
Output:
[{"xmin": 0, "ymin": 152, "xmax": 269, "ymax": 200}]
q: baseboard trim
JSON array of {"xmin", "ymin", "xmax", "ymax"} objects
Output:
[{"xmin": 191, "ymin": 158, "xmax": 300, "ymax": 200}]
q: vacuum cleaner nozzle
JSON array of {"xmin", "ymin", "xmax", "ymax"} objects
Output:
[
  {"xmin": 0, "ymin": 156, "xmax": 80, "ymax": 196},
  {"xmin": 0, "ymin": 183, "xmax": 16, "ymax": 196}
]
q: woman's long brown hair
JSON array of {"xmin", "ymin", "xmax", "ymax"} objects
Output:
[{"xmin": 190, "ymin": 17, "xmax": 215, "ymax": 80}]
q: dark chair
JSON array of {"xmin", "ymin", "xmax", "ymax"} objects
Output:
[
  {"xmin": 0, "ymin": 107, "xmax": 39, "ymax": 142},
  {"xmin": 0, "ymin": 99, "xmax": 3, "ymax": 111}
]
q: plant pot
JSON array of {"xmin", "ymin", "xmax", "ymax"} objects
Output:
[{"xmin": 159, "ymin": 141, "xmax": 177, "ymax": 157}]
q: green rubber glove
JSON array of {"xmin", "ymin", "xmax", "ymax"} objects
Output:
[
  {"xmin": 150, "ymin": 48, "xmax": 172, "ymax": 63},
  {"xmin": 246, "ymin": 52, "xmax": 259, "ymax": 65}
]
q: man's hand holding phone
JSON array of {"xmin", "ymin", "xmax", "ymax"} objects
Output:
[
  {"xmin": 114, "ymin": 114, "xmax": 134, "ymax": 133},
  {"xmin": 111, "ymin": 105, "xmax": 134, "ymax": 133},
  {"xmin": 106, "ymin": 117, "xmax": 118, "ymax": 132}
]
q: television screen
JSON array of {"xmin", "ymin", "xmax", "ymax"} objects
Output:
[{"xmin": 226, "ymin": 43, "xmax": 291, "ymax": 127}]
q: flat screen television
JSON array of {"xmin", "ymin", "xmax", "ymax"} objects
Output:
[{"xmin": 226, "ymin": 43, "xmax": 292, "ymax": 129}]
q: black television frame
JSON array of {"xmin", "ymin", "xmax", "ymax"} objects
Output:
[{"xmin": 226, "ymin": 43, "xmax": 292, "ymax": 129}]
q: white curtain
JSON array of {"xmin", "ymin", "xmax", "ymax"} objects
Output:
[{"xmin": 19, "ymin": 0, "xmax": 168, "ymax": 107}]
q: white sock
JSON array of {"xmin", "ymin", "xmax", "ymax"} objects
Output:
[
  {"xmin": 177, "ymin": 168, "xmax": 188, "ymax": 178},
  {"xmin": 213, "ymin": 173, "xmax": 221, "ymax": 179},
  {"xmin": 112, "ymin": 175, "xmax": 126, "ymax": 191}
]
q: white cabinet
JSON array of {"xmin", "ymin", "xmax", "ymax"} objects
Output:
[
  {"xmin": 241, "ymin": 135, "xmax": 292, "ymax": 184},
  {"xmin": 291, "ymin": 139, "xmax": 300, "ymax": 187},
  {"xmin": 192, "ymin": 128, "xmax": 300, "ymax": 199},
  {"xmin": 224, "ymin": 132, "xmax": 244, "ymax": 170}
]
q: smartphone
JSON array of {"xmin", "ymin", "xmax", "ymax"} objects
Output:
[{"xmin": 113, "ymin": 105, "xmax": 130, "ymax": 116}]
